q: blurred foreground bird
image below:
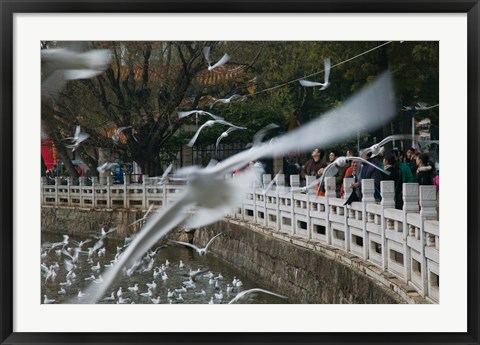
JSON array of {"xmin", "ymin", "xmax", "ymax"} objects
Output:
[
  {"xmin": 76, "ymin": 71, "xmax": 395, "ymax": 304},
  {"xmin": 41, "ymin": 46, "xmax": 111, "ymax": 99}
]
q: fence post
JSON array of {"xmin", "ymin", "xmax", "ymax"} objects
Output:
[
  {"xmin": 402, "ymin": 183, "xmax": 419, "ymax": 283},
  {"xmin": 419, "ymin": 185, "xmax": 438, "ymax": 297},
  {"xmin": 380, "ymin": 180, "xmax": 395, "ymax": 270}
]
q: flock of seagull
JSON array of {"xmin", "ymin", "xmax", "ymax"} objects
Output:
[
  {"xmin": 41, "ymin": 43, "xmax": 407, "ymax": 304},
  {"xmin": 41, "ymin": 228, "xmax": 288, "ymax": 304}
]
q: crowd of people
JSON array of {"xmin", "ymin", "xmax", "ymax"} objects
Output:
[{"xmin": 298, "ymin": 144, "xmax": 439, "ymax": 210}]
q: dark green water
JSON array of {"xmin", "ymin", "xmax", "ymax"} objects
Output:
[{"xmin": 41, "ymin": 232, "xmax": 288, "ymax": 304}]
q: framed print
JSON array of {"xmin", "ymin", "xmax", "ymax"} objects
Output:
[{"xmin": 1, "ymin": 1, "xmax": 479, "ymax": 344}]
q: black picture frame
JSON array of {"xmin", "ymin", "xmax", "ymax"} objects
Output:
[{"xmin": 1, "ymin": 1, "xmax": 478, "ymax": 344}]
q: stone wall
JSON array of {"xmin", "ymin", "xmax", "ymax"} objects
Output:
[
  {"xmin": 194, "ymin": 219, "xmax": 405, "ymax": 304},
  {"xmin": 41, "ymin": 206, "xmax": 142, "ymax": 240}
]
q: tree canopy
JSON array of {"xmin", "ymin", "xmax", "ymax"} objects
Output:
[{"xmin": 41, "ymin": 40, "xmax": 439, "ymax": 177}]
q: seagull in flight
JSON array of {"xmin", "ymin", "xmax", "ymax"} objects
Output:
[
  {"xmin": 170, "ymin": 232, "xmax": 223, "ymax": 256},
  {"xmin": 112, "ymin": 126, "xmax": 132, "ymax": 144},
  {"xmin": 203, "ymin": 46, "xmax": 230, "ymax": 71},
  {"xmin": 178, "ymin": 110, "xmax": 224, "ymax": 121},
  {"xmin": 188, "ymin": 120, "xmax": 246, "ymax": 147},
  {"xmin": 64, "ymin": 125, "xmax": 89, "ymax": 152},
  {"xmin": 299, "ymin": 58, "xmax": 331, "ymax": 90},
  {"xmin": 210, "ymin": 94, "xmax": 247, "ymax": 109},
  {"xmin": 215, "ymin": 127, "xmax": 244, "ymax": 154},
  {"xmin": 293, "ymin": 156, "xmax": 389, "ymax": 194},
  {"xmin": 128, "ymin": 203, "xmax": 155, "ymax": 227},
  {"xmin": 228, "ymin": 288, "xmax": 288, "ymax": 304},
  {"xmin": 360, "ymin": 134, "xmax": 419, "ymax": 158},
  {"xmin": 75, "ymin": 71, "xmax": 396, "ymax": 304},
  {"xmin": 97, "ymin": 162, "xmax": 116, "ymax": 174}
]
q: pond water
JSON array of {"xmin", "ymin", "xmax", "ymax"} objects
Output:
[{"xmin": 41, "ymin": 232, "xmax": 288, "ymax": 305}]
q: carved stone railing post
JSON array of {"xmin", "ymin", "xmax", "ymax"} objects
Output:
[
  {"xmin": 92, "ymin": 177, "xmax": 98, "ymax": 208},
  {"xmin": 418, "ymin": 185, "xmax": 438, "ymax": 296},
  {"xmin": 343, "ymin": 177, "xmax": 354, "ymax": 202},
  {"xmin": 402, "ymin": 183, "xmax": 419, "ymax": 282},
  {"xmin": 142, "ymin": 175, "xmax": 149, "ymax": 209},
  {"xmin": 419, "ymin": 186, "xmax": 438, "ymax": 220},
  {"xmin": 54, "ymin": 177, "xmax": 60, "ymax": 205},
  {"xmin": 305, "ymin": 176, "xmax": 316, "ymax": 195},
  {"xmin": 324, "ymin": 176, "xmax": 336, "ymax": 246},
  {"xmin": 380, "ymin": 180, "xmax": 395, "ymax": 270},
  {"xmin": 290, "ymin": 174, "xmax": 300, "ymax": 189}
]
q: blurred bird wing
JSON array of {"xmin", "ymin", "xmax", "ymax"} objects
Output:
[
  {"xmin": 228, "ymin": 288, "xmax": 287, "ymax": 304},
  {"xmin": 202, "ymin": 111, "xmax": 224, "ymax": 120},
  {"xmin": 210, "ymin": 53, "xmax": 230, "ymax": 70},
  {"xmin": 348, "ymin": 157, "xmax": 390, "ymax": 175},
  {"xmin": 377, "ymin": 134, "xmax": 415, "ymax": 148},
  {"xmin": 252, "ymin": 123, "xmax": 280, "ymax": 146},
  {"xmin": 299, "ymin": 79, "xmax": 322, "ymax": 87},
  {"xmin": 187, "ymin": 123, "xmax": 210, "ymax": 147},
  {"xmin": 203, "ymin": 46, "xmax": 211, "ymax": 65},
  {"xmin": 215, "ymin": 120, "xmax": 246, "ymax": 130},
  {"xmin": 204, "ymin": 232, "xmax": 223, "ymax": 250},
  {"xmin": 178, "ymin": 110, "xmax": 197, "ymax": 119},
  {"xmin": 323, "ymin": 58, "xmax": 331, "ymax": 84},
  {"xmin": 170, "ymin": 240, "xmax": 201, "ymax": 252}
]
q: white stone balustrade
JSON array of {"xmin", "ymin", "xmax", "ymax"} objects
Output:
[{"xmin": 41, "ymin": 173, "xmax": 440, "ymax": 303}]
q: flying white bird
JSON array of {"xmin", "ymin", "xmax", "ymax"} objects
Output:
[
  {"xmin": 153, "ymin": 163, "xmax": 173, "ymax": 185},
  {"xmin": 111, "ymin": 126, "xmax": 132, "ymax": 145},
  {"xmin": 128, "ymin": 203, "xmax": 155, "ymax": 227},
  {"xmin": 96, "ymin": 162, "xmax": 116, "ymax": 174},
  {"xmin": 299, "ymin": 58, "xmax": 331, "ymax": 90},
  {"xmin": 74, "ymin": 71, "xmax": 395, "ymax": 304},
  {"xmin": 177, "ymin": 110, "xmax": 224, "ymax": 121},
  {"xmin": 403, "ymin": 102, "xmax": 439, "ymax": 111},
  {"xmin": 64, "ymin": 125, "xmax": 89, "ymax": 152},
  {"xmin": 170, "ymin": 232, "xmax": 223, "ymax": 256},
  {"xmin": 360, "ymin": 134, "xmax": 419, "ymax": 158},
  {"xmin": 41, "ymin": 46, "xmax": 111, "ymax": 99},
  {"xmin": 210, "ymin": 94, "xmax": 247, "ymax": 109},
  {"xmin": 203, "ymin": 46, "xmax": 230, "ymax": 71},
  {"xmin": 188, "ymin": 120, "xmax": 246, "ymax": 147},
  {"xmin": 293, "ymin": 156, "xmax": 390, "ymax": 195},
  {"xmin": 228, "ymin": 288, "xmax": 288, "ymax": 304},
  {"xmin": 215, "ymin": 127, "xmax": 244, "ymax": 154}
]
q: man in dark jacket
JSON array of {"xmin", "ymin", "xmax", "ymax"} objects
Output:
[{"xmin": 300, "ymin": 148, "xmax": 327, "ymax": 186}]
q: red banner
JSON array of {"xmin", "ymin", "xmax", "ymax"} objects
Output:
[{"xmin": 41, "ymin": 139, "xmax": 57, "ymax": 171}]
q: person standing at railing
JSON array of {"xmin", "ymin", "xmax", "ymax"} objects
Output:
[
  {"xmin": 300, "ymin": 148, "xmax": 327, "ymax": 187},
  {"xmin": 382, "ymin": 151, "xmax": 403, "ymax": 210},
  {"xmin": 351, "ymin": 144, "xmax": 383, "ymax": 202},
  {"xmin": 415, "ymin": 153, "xmax": 435, "ymax": 186},
  {"xmin": 393, "ymin": 149, "xmax": 415, "ymax": 183}
]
